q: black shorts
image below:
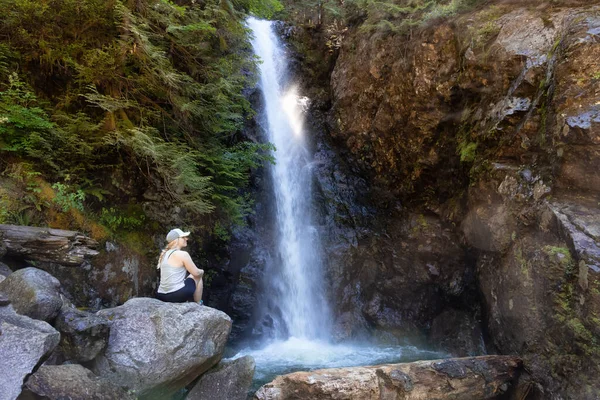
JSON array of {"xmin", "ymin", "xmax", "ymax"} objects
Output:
[{"xmin": 156, "ymin": 278, "xmax": 196, "ymax": 303}]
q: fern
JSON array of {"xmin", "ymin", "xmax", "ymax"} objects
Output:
[{"xmin": 0, "ymin": 0, "xmax": 274, "ymax": 234}]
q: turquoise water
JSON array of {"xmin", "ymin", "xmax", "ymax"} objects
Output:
[{"xmin": 230, "ymin": 337, "xmax": 447, "ymax": 393}]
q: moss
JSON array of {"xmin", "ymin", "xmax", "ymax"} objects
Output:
[
  {"xmin": 514, "ymin": 245, "xmax": 530, "ymax": 277},
  {"xmin": 554, "ymin": 282, "xmax": 573, "ymax": 323},
  {"xmin": 458, "ymin": 141, "xmax": 478, "ymax": 162},
  {"xmin": 567, "ymin": 318, "xmax": 594, "ymax": 342},
  {"xmin": 411, "ymin": 214, "xmax": 429, "ymax": 235},
  {"xmin": 543, "ymin": 246, "xmax": 575, "ymax": 275}
]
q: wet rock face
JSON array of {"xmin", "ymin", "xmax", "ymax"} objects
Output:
[
  {"xmin": 429, "ymin": 308, "xmax": 485, "ymax": 357},
  {"xmin": 329, "ymin": 6, "xmax": 598, "ymax": 205},
  {"xmin": 325, "ymin": 211, "xmax": 471, "ymax": 342},
  {"xmin": 314, "ymin": 3, "xmax": 600, "ymax": 398},
  {"xmin": 460, "ymin": 163, "xmax": 600, "ymax": 397},
  {"xmin": 553, "ymin": 14, "xmax": 600, "ymax": 195}
]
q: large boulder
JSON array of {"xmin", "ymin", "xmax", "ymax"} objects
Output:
[
  {"xmin": 92, "ymin": 298, "xmax": 232, "ymax": 399},
  {"xmin": 0, "ymin": 305, "xmax": 60, "ymax": 400},
  {"xmin": 187, "ymin": 355, "xmax": 256, "ymax": 400},
  {"xmin": 53, "ymin": 300, "xmax": 110, "ymax": 363},
  {"xmin": 254, "ymin": 355, "xmax": 522, "ymax": 400},
  {"xmin": 0, "ymin": 267, "xmax": 63, "ymax": 322},
  {"xmin": 22, "ymin": 364, "xmax": 135, "ymax": 400}
]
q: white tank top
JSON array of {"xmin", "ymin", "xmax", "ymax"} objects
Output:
[{"xmin": 157, "ymin": 249, "xmax": 187, "ymax": 294}]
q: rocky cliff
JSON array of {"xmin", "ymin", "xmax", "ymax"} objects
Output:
[{"xmin": 278, "ymin": 2, "xmax": 600, "ymax": 399}]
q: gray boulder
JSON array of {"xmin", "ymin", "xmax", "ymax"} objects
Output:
[
  {"xmin": 23, "ymin": 364, "xmax": 135, "ymax": 400},
  {"xmin": 0, "ymin": 293, "xmax": 9, "ymax": 307},
  {"xmin": 93, "ymin": 298, "xmax": 232, "ymax": 399},
  {"xmin": 0, "ymin": 267, "xmax": 63, "ymax": 322},
  {"xmin": 0, "ymin": 305, "xmax": 60, "ymax": 400},
  {"xmin": 0, "ymin": 262, "xmax": 11, "ymax": 285},
  {"xmin": 54, "ymin": 300, "xmax": 110, "ymax": 363},
  {"xmin": 0, "ymin": 261, "xmax": 11, "ymax": 278},
  {"xmin": 187, "ymin": 355, "xmax": 255, "ymax": 400}
]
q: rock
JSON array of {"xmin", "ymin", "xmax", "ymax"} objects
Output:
[
  {"xmin": 54, "ymin": 300, "xmax": 110, "ymax": 363},
  {"xmin": 553, "ymin": 12, "xmax": 600, "ymax": 195},
  {"xmin": 329, "ymin": 212, "xmax": 468, "ymax": 342},
  {"xmin": 0, "ymin": 267, "xmax": 63, "ymax": 322},
  {"xmin": 549, "ymin": 197, "xmax": 600, "ymax": 274},
  {"xmin": 254, "ymin": 355, "xmax": 522, "ymax": 400},
  {"xmin": 187, "ymin": 356, "xmax": 255, "ymax": 400},
  {"xmin": 429, "ymin": 308, "xmax": 486, "ymax": 357},
  {"xmin": 0, "ymin": 305, "xmax": 60, "ymax": 400},
  {"xmin": 462, "ymin": 203, "xmax": 516, "ymax": 252},
  {"xmin": 92, "ymin": 298, "xmax": 231, "ymax": 399},
  {"xmin": 0, "ymin": 262, "xmax": 12, "ymax": 285},
  {"xmin": 39, "ymin": 241, "xmax": 154, "ymax": 310},
  {"xmin": 22, "ymin": 364, "xmax": 135, "ymax": 400},
  {"xmin": 0, "ymin": 261, "xmax": 11, "ymax": 277},
  {"xmin": 0, "ymin": 224, "xmax": 98, "ymax": 266}
]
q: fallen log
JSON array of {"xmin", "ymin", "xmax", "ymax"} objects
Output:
[
  {"xmin": 0, "ymin": 224, "xmax": 99, "ymax": 267},
  {"xmin": 254, "ymin": 355, "xmax": 522, "ymax": 400}
]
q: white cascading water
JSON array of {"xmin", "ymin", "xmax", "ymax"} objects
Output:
[
  {"xmin": 247, "ymin": 17, "xmax": 330, "ymax": 340},
  {"xmin": 235, "ymin": 18, "xmax": 445, "ymax": 390}
]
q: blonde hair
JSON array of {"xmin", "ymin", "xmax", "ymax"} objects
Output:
[{"xmin": 156, "ymin": 239, "xmax": 179, "ymax": 269}]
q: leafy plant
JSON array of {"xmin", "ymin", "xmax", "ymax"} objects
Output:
[
  {"xmin": 99, "ymin": 206, "xmax": 146, "ymax": 232},
  {"xmin": 0, "ymin": 73, "xmax": 55, "ymax": 160},
  {"xmin": 0, "ymin": 0, "xmax": 276, "ymax": 237},
  {"xmin": 51, "ymin": 182, "xmax": 86, "ymax": 212}
]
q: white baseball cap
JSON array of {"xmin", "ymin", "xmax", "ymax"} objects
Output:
[{"xmin": 166, "ymin": 228, "xmax": 190, "ymax": 243}]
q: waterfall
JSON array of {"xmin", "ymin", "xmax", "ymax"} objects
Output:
[
  {"xmin": 247, "ymin": 17, "xmax": 331, "ymax": 340},
  {"xmin": 235, "ymin": 19, "xmax": 446, "ymax": 391}
]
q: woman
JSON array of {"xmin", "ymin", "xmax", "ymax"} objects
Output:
[{"xmin": 156, "ymin": 228, "xmax": 204, "ymax": 304}]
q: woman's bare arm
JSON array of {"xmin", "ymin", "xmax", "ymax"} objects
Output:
[{"xmin": 179, "ymin": 251, "xmax": 204, "ymax": 278}]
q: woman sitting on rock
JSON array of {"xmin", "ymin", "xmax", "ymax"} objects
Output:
[{"xmin": 156, "ymin": 228, "xmax": 204, "ymax": 304}]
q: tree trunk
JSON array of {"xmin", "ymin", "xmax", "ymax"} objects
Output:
[
  {"xmin": 255, "ymin": 355, "xmax": 522, "ymax": 400},
  {"xmin": 0, "ymin": 224, "xmax": 99, "ymax": 267}
]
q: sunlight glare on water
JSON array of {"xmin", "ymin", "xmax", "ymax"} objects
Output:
[{"xmin": 281, "ymin": 86, "xmax": 309, "ymax": 138}]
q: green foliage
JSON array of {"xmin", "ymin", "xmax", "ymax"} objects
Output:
[
  {"xmin": 544, "ymin": 245, "xmax": 575, "ymax": 276},
  {"xmin": 0, "ymin": 73, "xmax": 55, "ymax": 160},
  {"xmin": 51, "ymin": 182, "xmax": 85, "ymax": 212},
  {"xmin": 234, "ymin": 0, "xmax": 284, "ymax": 18},
  {"xmin": 0, "ymin": 0, "xmax": 273, "ymax": 235},
  {"xmin": 99, "ymin": 206, "xmax": 146, "ymax": 232},
  {"xmin": 345, "ymin": 0, "xmax": 484, "ymax": 34},
  {"xmin": 458, "ymin": 141, "xmax": 477, "ymax": 162}
]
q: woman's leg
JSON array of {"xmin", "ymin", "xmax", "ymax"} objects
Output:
[{"xmin": 192, "ymin": 276, "xmax": 203, "ymax": 303}]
